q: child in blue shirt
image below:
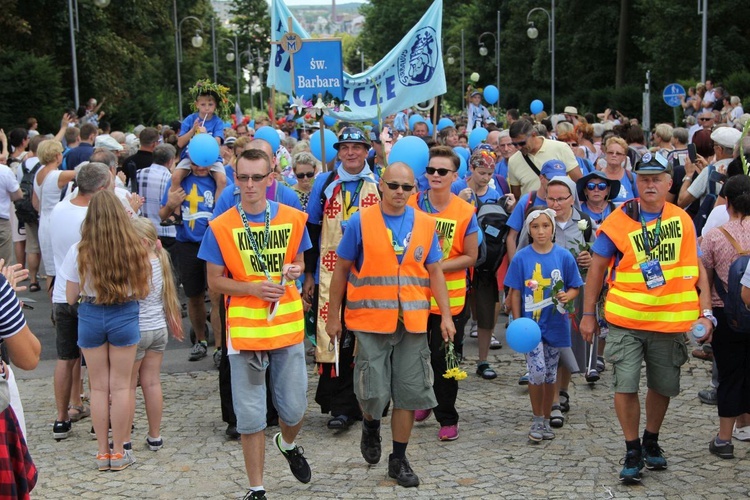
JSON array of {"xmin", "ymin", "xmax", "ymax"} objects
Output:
[{"xmin": 504, "ymin": 207, "xmax": 583, "ymax": 443}]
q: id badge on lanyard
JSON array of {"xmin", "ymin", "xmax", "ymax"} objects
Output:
[{"xmin": 639, "ymin": 212, "xmax": 664, "ymax": 289}]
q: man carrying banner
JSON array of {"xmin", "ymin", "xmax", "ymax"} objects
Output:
[{"xmin": 303, "ymin": 127, "xmax": 381, "ymax": 430}]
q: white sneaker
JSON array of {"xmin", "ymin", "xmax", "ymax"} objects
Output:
[{"xmin": 732, "ymin": 425, "xmax": 750, "ymax": 441}]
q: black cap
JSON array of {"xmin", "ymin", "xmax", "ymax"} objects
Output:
[
  {"xmin": 333, "ymin": 127, "xmax": 370, "ymax": 150},
  {"xmin": 634, "ymin": 152, "xmax": 672, "ymax": 175}
]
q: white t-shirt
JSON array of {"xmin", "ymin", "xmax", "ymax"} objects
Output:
[
  {"xmin": 51, "ymin": 199, "xmax": 88, "ymax": 303},
  {"xmin": 139, "ymin": 258, "xmax": 166, "ymax": 331},
  {"xmin": 687, "ymin": 158, "xmax": 731, "ymax": 201},
  {"xmin": 701, "ymin": 204, "xmax": 729, "ymax": 238},
  {"xmin": 0, "ymin": 165, "xmax": 20, "ymax": 219},
  {"xmin": 59, "ymin": 243, "xmax": 96, "ymax": 297}
]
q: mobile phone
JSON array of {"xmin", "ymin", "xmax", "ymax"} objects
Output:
[{"xmin": 687, "ymin": 143, "xmax": 697, "ymax": 163}]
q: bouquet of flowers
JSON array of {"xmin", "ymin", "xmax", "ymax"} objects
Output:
[
  {"xmin": 570, "ymin": 219, "xmax": 592, "ymax": 279},
  {"xmin": 290, "ymin": 91, "xmax": 351, "ymax": 121},
  {"xmin": 442, "ymin": 341, "xmax": 467, "ymax": 380}
]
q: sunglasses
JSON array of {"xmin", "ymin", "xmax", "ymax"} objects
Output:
[
  {"xmin": 384, "ymin": 181, "xmax": 415, "ymax": 192},
  {"xmin": 586, "ymin": 182, "xmax": 609, "ymax": 191},
  {"xmin": 511, "ymin": 140, "xmax": 527, "ymax": 147},
  {"xmin": 340, "ymin": 132, "xmax": 366, "ymax": 141},
  {"xmin": 567, "ymin": 142, "xmax": 579, "ymax": 147},
  {"xmin": 236, "ymin": 173, "xmax": 270, "ymax": 183},
  {"xmin": 426, "ymin": 166, "xmax": 455, "ymax": 176},
  {"xmin": 698, "ymin": 117, "xmax": 713, "ymax": 122},
  {"xmin": 295, "ymin": 172, "xmax": 315, "ymax": 179}
]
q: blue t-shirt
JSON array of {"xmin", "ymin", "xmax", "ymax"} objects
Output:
[
  {"xmin": 580, "ymin": 202, "xmax": 614, "ymax": 226},
  {"xmin": 507, "ymin": 192, "xmax": 548, "ymax": 232},
  {"xmin": 160, "ymin": 174, "xmax": 217, "ymax": 242},
  {"xmin": 611, "ymin": 171, "xmax": 638, "ymax": 204},
  {"xmin": 504, "ymin": 244, "xmax": 584, "ymax": 347},
  {"xmin": 494, "ymin": 159, "xmax": 508, "ymax": 180},
  {"xmin": 450, "ymin": 178, "xmax": 501, "ymax": 207},
  {"xmin": 212, "ymin": 180, "xmax": 302, "ymax": 218},
  {"xmin": 198, "ymin": 201, "xmax": 312, "ymax": 267},
  {"xmin": 414, "ymin": 191, "xmax": 479, "ymax": 259},
  {"xmin": 336, "ymin": 207, "xmax": 442, "ymax": 270},
  {"xmin": 179, "ymin": 113, "xmax": 225, "ymax": 160}
]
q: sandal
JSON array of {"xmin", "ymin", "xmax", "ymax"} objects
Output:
[
  {"xmin": 550, "ymin": 405, "xmax": 565, "ymax": 428},
  {"xmin": 160, "ymin": 213, "xmax": 183, "ymax": 227},
  {"xmin": 327, "ymin": 415, "xmax": 353, "ymax": 430},
  {"xmin": 559, "ymin": 391, "xmax": 570, "ymax": 413},
  {"xmin": 29, "ymin": 282, "xmax": 41, "ymax": 293},
  {"xmin": 489, "ymin": 335, "xmax": 502, "ymax": 350},
  {"xmin": 68, "ymin": 404, "xmax": 90, "ymax": 422},
  {"xmin": 476, "ymin": 362, "xmax": 497, "ymax": 380}
]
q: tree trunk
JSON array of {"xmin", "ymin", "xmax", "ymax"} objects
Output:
[{"xmin": 615, "ymin": 0, "xmax": 630, "ymax": 88}]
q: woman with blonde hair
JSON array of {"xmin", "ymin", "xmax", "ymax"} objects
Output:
[
  {"xmin": 601, "ymin": 136, "xmax": 637, "ymax": 204},
  {"xmin": 128, "ymin": 218, "xmax": 183, "ymax": 452},
  {"xmin": 61, "ymin": 190, "xmax": 151, "ymax": 472}
]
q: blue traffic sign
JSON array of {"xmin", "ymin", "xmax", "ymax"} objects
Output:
[{"xmin": 663, "ymin": 83, "xmax": 686, "ymax": 108}]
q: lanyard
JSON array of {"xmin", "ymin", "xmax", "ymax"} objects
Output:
[
  {"xmin": 421, "ymin": 191, "xmax": 437, "ymax": 214},
  {"xmin": 639, "ymin": 207, "xmax": 662, "ymax": 256},
  {"xmin": 237, "ymin": 201, "xmax": 273, "ymax": 282},
  {"xmin": 345, "ymin": 179, "xmax": 364, "ymax": 213}
]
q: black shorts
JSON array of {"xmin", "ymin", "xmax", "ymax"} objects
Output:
[
  {"xmin": 54, "ymin": 303, "xmax": 80, "ymax": 360},
  {"xmin": 471, "ymin": 270, "xmax": 499, "ymax": 330},
  {"xmin": 174, "ymin": 241, "xmax": 206, "ymax": 298}
]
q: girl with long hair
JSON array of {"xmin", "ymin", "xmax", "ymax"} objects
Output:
[{"xmin": 61, "ymin": 190, "xmax": 151, "ymax": 471}]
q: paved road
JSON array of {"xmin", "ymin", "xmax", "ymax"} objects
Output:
[{"xmin": 13, "ymin": 307, "xmax": 750, "ymax": 499}]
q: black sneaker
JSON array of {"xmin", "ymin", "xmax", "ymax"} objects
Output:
[
  {"xmin": 53, "ymin": 420, "xmax": 72, "ymax": 440},
  {"xmin": 360, "ymin": 423, "xmax": 382, "ymax": 464},
  {"xmin": 709, "ymin": 437, "xmax": 734, "ymax": 459},
  {"xmin": 188, "ymin": 342, "xmax": 208, "ymax": 361},
  {"xmin": 243, "ymin": 490, "xmax": 267, "ymax": 500},
  {"xmin": 388, "ymin": 454, "xmax": 420, "ymax": 488},
  {"xmin": 274, "ymin": 432, "xmax": 311, "ymax": 483},
  {"xmin": 619, "ymin": 449, "xmax": 644, "ymax": 483},
  {"xmin": 642, "ymin": 440, "xmax": 667, "ymax": 470},
  {"xmin": 226, "ymin": 424, "xmax": 240, "ymax": 440}
]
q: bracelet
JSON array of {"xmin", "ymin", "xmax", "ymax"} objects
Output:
[{"xmin": 582, "ymin": 312, "xmax": 596, "ymax": 316}]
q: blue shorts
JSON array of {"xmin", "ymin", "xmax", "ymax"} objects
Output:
[
  {"xmin": 78, "ymin": 301, "xmax": 141, "ymax": 349},
  {"xmin": 228, "ymin": 342, "xmax": 308, "ymax": 435}
]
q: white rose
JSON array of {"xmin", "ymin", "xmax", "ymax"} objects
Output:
[{"xmin": 577, "ymin": 219, "xmax": 589, "ymax": 232}]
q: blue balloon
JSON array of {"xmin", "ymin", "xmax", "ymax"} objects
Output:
[
  {"xmin": 426, "ymin": 121, "xmax": 433, "ymax": 136},
  {"xmin": 254, "ymin": 126, "xmax": 280, "ymax": 153},
  {"xmin": 530, "ymin": 99, "xmax": 544, "ymax": 115},
  {"xmin": 295, "ymin": 117, "xmax": 304, "ymax": 125},
  {"xmin": 437, "ymin": 118, "xmax": 455, "ymax": 131},
  {"xmin": 371, "ymin": 118, "xmax": 380, "ymax": 130},
  {"xmin": 323, "ymin": 115, "xmax": 336, "ymax": 127},
  {"xmin": 409, "ymin": 114, "xmax": 425, "ymax": 129},
  {"xmin": 389, "ymin": 136, "xmax": 429, "ymax": 178},
  {"xmin": 187, "ymin": 134, "xmax": 220, "ymax": 167},
  {"xmin": 453, "ymin": 146, "xmax": 470, "ymax": 163},
  {"xmin": 310, "ymin": 129, "xmax": 338, "ymax": 163},
  {"xmin": 457, "ymin": 154, "xmax": 468, "ymax": 178},
  {"xmin": 468, "ymin": 127, "xmax": 489, "ymax": 151},
  {"xmin": 505, "ymin": 317, "xmax": 542, "ymax": 354},
  {"xmin": 483, "ymin": 85, "xmax": 499, "ymax": 105}
]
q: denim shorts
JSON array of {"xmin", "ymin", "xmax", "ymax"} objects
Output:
[
  {"xmin": 78, "ymin": 301, "xmax": 141, "ymax": 349},
  {"xmin": 135, "ymin": 327, "xmax": 168, "ymax": 361},
  {"xmin": 228, "ymin": 342, "xmax": 308, "ymax": 434}
]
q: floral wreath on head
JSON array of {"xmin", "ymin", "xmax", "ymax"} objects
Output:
[{"xmin": 189, "ymin": 79, "xmax": 233, "ymax": 121}]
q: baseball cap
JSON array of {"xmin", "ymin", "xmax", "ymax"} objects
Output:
[
  {"xmin": 710, "ymin": 127, "xmax": 741, "ymax": 149},
  {"xmin": 333, "ymin": 127, "xmax": 369, "ymax": 150},
  {"xmin": 470, "ymin": 91, "xmax": 481, "ymax": 97},
  {"xmin": 224, "ymin": 136, "xmax": 237, "ymax": 147},
  {"xmin": 539, "ymin": 159, "xmax": 567, "ymax": 179},
  {"xmin": 634, "ymin": 152, "xmax": 672, "ymax": 175}
]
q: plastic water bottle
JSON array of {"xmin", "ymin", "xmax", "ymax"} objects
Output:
[{"xmin": 691, "ymin": 323, "xmax": 706, "ymax": 343}]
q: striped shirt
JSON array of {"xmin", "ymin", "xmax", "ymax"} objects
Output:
[
  {"xmin": 0, "ymin": 276, "xmax": 26, "ymax": 340},
  {"xmin": 139, "ymin": 258, "xmax": 166, "ymax": 331},
  {"xmin": 136, "ymin": 163, "xmax": 175, "ymax": 238}
]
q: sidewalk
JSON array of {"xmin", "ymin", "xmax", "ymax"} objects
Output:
[{"xmin": 16, "ymin": 335, "xmax": 750, "ymax": 499}]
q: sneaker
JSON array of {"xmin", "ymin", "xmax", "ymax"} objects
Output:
[
  {"xmin": 360, "ymin": 423, "xmax": 382, "ymax": 464},
  {"xmin": 528, "ymin": 421, "xmax": 544, "ymax": 442},
  {"xmin": 489, "ymin": 335, "xmax": 502, "ymax": 349},
  {"xmin": 542, "ymin": 421, "xmax": 556, "ymax": 440},
  {"xmin": 438, "ymin": 424, "xmax": 459, "ymax": 441},
  {"xmin": 642, "ymin": 441, "xmax": 667, "ymax": 470},
  {"xmin": 709, "ymin": 437, "xmax": 735, "ymax": 459},
  {"xmin": 387, "ymin": 454, "xmax": 420, "ymax": 487},
  {"xmin": 469, "ymin": 321, "xmax": 478, "ymax": 338},
  {"xmin": 109, "ymin": 451, "xmax": 135, "ymax": 471},
  {"xmin": 274, "ymin": 432, "xmax": 311, "ymax": 483},
  {"xmin": 698, "ymin": 388, "xmax": 718, "ymax": 405},
  {"xmin": 518, "ymin": 372, "xmax": 530, "ymax": 386},
  {"xmin": 189, "ymin": 342, "xmax": 208, "ymax": 361},
  {"xmin": 619, "ymin": 449, "xmax": 644, "ymax": 483},
  {"xmin": 559, "ymin": 391, "xmax": 570, "ymax": 413},
  {"xmin": 414, "ymin": 409, "xmax": 432, "ymax": 422},
  {"xmin": 243, "ymin": 490, "xmax": 267, "ymax": 500},
  {"xmin": 96, "ymin": 453, "xmax": 110, "ymax": 471},
  {"xmin": 226, "ymin": 424, "xmax": 240, "ymax": 440},
  {"xmin": 53, "ymin": 419, "xmax": 72, "ymax": 441},
  {"xmin": 146, "ymin": 436, "xmax": 163, "ymax": 451},
  {"xmin": 213, "ymin": 348, "xmax": 222, "ymax": 368},
  {"xmin": 596, "ymin": 356, "xmax": 606, "ymax": 373},
  {"xmin": 732, "ymin": 424, "xmax": 750, "ymax": 441}
]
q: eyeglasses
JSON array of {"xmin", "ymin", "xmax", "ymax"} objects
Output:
[
  {"xmin": 511, "ymin": 140, "xmax": 527, "ymax": 147},
  {"xmin": 295, "ymin": 172, "xmax": 315, "ymax": 179},
  {"xmin": 384, "ymin": 181, "xmax": 415, "ymax": 192},
  {"xmin": 236, "ymin": 173, "xmax": 271, "ymax": 183},
  {"xmin": 547, "ymin": 194, "xmax": 572, "ymax": 205},
  {"xmin": 426, "ymin": 166, "xmax": 455, "ymax": 176},
  {"xmin": 606, "ymin": 151, "xmax": 626, "ymax": 156},
  {"xmin": 586, "ymin": 182, "xmax": 609, "ymax": 191}
]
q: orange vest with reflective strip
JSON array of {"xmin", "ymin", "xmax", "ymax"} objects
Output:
[
  {"xmin": 209, "ymin": 203, "xmax": 308, "ymax": 350},
  {"xmin": 599, "ymin": 202, "xmax": 699, "ymax": 333},
  {"xmin": 345, "ymin": 205, "xmax": 436, "ymax": 334},
  {"xmin": 408, "ymin": 192, "xmax": 473, "ymax": 315}
]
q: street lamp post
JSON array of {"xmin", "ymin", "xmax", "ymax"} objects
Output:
[
  {"xmin": 67, "ymin": 0, "xmax": 111, "ymax": 110},
  {"xmin": 478, "ymin": 11, "xmax": 501, "ymax": 99},
  {"xmin": 446, "ymin": 42, "xmax": 464, "ymax": 113},
  {"xmin": 526, "ymin": 1, "xmax": 555, "ymax": 114},
  {"xmin": 174, "ymin": 4, "xmax": 205, "ymax": 120}
]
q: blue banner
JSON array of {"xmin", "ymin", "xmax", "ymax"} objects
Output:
[
  {"xmin": 293, "ymin": 39, "xmax": 344, "ymax": 100},
  {"xmin": 268, "ymin": 0, "xmax": 445, "ymax": 122}
]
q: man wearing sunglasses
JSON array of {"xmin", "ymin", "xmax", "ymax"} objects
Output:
[
  {"xmin": 507, "ymin": 118, "xmax": 582, "ymax": 200},
  {"xmin": 327, "ymin": 162, "xmax": 454, "ymax": 488},
  {"xmin": 304, "ymin": 126, "xmax": 381, "ymax": 432}
]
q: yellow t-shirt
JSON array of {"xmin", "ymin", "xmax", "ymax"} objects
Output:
[{"xmin": 507, "ymin": 138, "xmax": 579, "ymax": 195}]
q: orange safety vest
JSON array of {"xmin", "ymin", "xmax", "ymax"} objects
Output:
[
  {"xmin": 345, "ymin": 205, "xmax": 436, "ymax": 334},
  {"xmin": 208, "ymin": 203, "xmax": 308, "ymax": 350},
  {"xmin": 599, "ymin": 202, "xmax": 699, "ymax": 333},
  {"xmin": 408, "ymin": 192, "xmax": 473, "ymax": 315}
]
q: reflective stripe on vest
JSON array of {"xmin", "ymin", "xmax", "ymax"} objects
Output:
[
  {"xmin": 600, "ymin": 204, "xmax": 699, "ymax": 333},
  {"xmin": 208, "ymin": 203, "xmax": 308, "ymax": 350},
  {"xmin": 345, "ymin": 205, "xmax": 435, "ymax": 334}
]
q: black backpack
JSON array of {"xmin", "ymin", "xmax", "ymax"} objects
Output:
[
  {"xmin": 693, "ymin": 164, "xmax": 719, "ymax": 235},
  {"xmin": 15, "ymin": 160, "xmax": 42, "ymax": 225},
  {"xmin": 475, "ymin": 196, "xmax": 511, "ymax": 273},
  {"xmin": 714, "ymin": 227, "xmax": 750, "ymax": 333}
]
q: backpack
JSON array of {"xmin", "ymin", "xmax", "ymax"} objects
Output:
[
  {"xmin": 475, "ymin": 196, "xmax": 511, "ymax": 273},
  {"xmin": 693, "ymin": 165, "xmax": 718, "ymax": 235},
  {"xmin": 713, "ymin": 227, "xmax": 750, "ymax": 333},
  {"xmin": 15, "ymin": 160, "xmax": 42, "ymax": 225}
]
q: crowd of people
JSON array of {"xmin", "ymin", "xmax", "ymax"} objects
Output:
[{"xmin": 0, "ymin": 77, "xmax": 749, "ymax": 499}]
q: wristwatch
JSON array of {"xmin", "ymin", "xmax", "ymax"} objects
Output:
[{"xmin": 700, "ymin": 309, "xmax": 717, "ymax": 328}]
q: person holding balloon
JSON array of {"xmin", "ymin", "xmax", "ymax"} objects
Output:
[
  {"xmin": 504, "ymin": 207, "xmax": 583, "ymax": 443},
  {"xmin": 466, "ymin": 91, "xmax": 493, "ymax": 134}
]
